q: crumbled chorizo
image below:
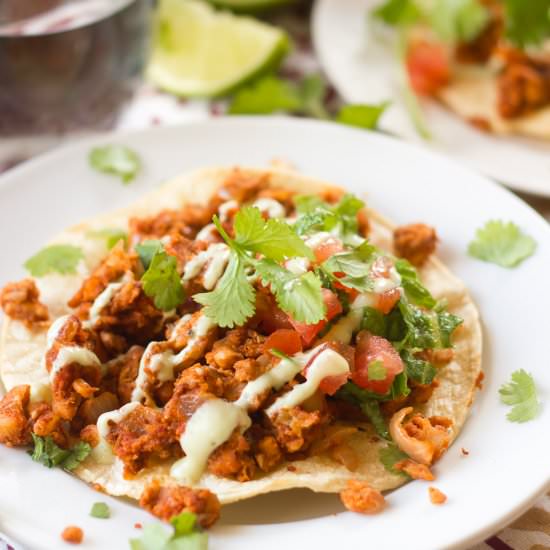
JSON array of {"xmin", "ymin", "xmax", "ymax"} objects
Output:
[
  {"xmin": 0, "ymin": 385, "xmax": 31, "ymax": 447},
  {"xmin": 389, "ymin": 407, "xmax": 452, "ymax": 466},
  {"xmin": 429, "ymin": 486, "xmax": 447, "ymax": 505},
  {"xmin": 217, "ymin": 169, "xmax": 269, "ymax": 203},
  {"xmin": 140, "ymin": 479, "xmax": 220, "ymax": 528},
  {"xmin": 498, "ymin": 50, "xmax": 550, "ymax": 119},
  {"xmin": 30, "ymin": 402, "xmax": 66, "ymax": 446},
  {"xmin": 68, "ymin": 242, "xmax": 136, "ymax": 309},
  {"xmin": 77, "ymin": 391, "xmax": 119, "ymax": 426},
  {"xmin": 339, "ymin": 480, "xmax": 386, "ymax": 514},
  {"xmin": 61, "ymin": 526, "xmax": 83, "ymax": 544},
  {"xmin": 207, "ymin": 431, "xmax": 256, "ymax": 481},
  {"xmin": 80, "ymin": 424, "xmax": 99, "ymax": 448},
  {"xmin": 253, "ymin": 434, "xmax": 283, "ymax": 472},
  {"xmin": 270, "ymin": 407, "xmax": 328, "ymax": 454},
  {"xmin": 415, "ymin": 348, "xmax": 454, "ymax": 367},
  {"xmin": 394, "ymin": 459, "xmax": 435, "ymax": 480},
  {"xmin": 393, "ymin": 223, "xmax": 438, "ymax": 266},
  {"xmin": 107, "ymin": 404, "xmax": 178, "ymax": 476},
  {"xmin": 0, "ymin": 279, "xmax": 49, "ymax": 328},
  {"xmin": 103, "ymin": 345, "xmax": 144, "ymax": 404},
  {"xmin": 165, "ymin": 234, "xmax": 208, "ymax": 272},
  {"xmin": 128, "ymin": 209, "xmax": 195, "ymax": 243}
]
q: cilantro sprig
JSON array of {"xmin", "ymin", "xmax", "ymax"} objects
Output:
[
  {"xmin": 87, "ymin": 228, "xmax": 128, "ymax": 250},
  {"xmin": 130, "ymin": 512, "xmax": 207, "ymax": 550},
  {"xmin": 499, "ymin": 370, "xmax": 541, "ymax": 423},
  {"xmin": 24, "ymin": 244, "xmax": 84, "ymax": 277},
  {"xmin": 502, "ymin": 0, "xmax": 550, "ymax": 47},
  {"xmin": 141, "ymin": 249, "xmax": 185, "ymax": 311},
  {"xmin": 28, "ymin": 434, "xmax": 91, "ymax": 470},
  {"xmin": 468, "ymin": 220, "xmax": 536, "ymax": 268},
  {"xmin": 194, "ymin": 207, "xmax": 325, "ymax": 328},
  {"xmin": 89, "ymin": 144, "xmax": 141, "ymax": 184}
]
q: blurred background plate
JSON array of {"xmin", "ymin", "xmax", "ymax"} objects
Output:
[
  {"xmin": 312, "ymin": 0, "xmax": 550, "ymax": 198},
  {"xmin": 1, "ymin": 117, "xmax": 550, "ymax": 549}
]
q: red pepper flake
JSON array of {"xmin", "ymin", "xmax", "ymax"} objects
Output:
[
  {"xmin": 287, "ymin": 465, "xmax": 297, "ymax": 472},
  {"xmin": 475, "ymin": 372, "xmax": 485, "ymax": 390},
  {"xmin": 134, "ymin": 523, "xmax": 142, "ymax": 529},
  {"xmin": 461, "ymin": 447, "xmax": 470, "ymax": 456},
  {"xmin": 61, "ymin": 526, "xmax": 83, "ymax": 544}
]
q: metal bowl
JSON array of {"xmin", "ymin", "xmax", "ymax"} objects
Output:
[{"xmin": 0, "ymin": 0, "xmax": 152, "ymax": 137}]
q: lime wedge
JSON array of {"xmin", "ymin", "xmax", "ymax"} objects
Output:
[{"xmin": 146, "ymin": 0, "xmax": 290, "ymax": 97}]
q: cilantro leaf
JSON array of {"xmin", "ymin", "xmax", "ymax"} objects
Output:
[
  {"xmin": 336, "ymin": 102, "xmax": 390, "ymax": 130},
  {"xmin": 429, "ymin": 0, "xmax": 490, "ymax": 42},
  {"xmin": 28, "ymin": 434, "xmax": 91, "ymax": 470},
  {"xmin": 256, "ymin": 259, "xmax": 326, "ymax": 324},
  {"xmin": 90, "ymin": 502, "xmax": 110, "ymax": 519},
  {"xmin": 437, "ymin": 310, "xmax": 463, "ymax": 348},
  {"xmin": 503, "ymin": 0, "xmax": 550, "ymax": 47},
  {"xmin": 234, "ymin": 207, "xmax": 313, "ymax": 261},
  {"xmin": 136, "ymin": 239, "xmax": 164, "ymax": 270},
  {"xmin": 398, "ymin": 300, "xmax": 441, "ymax": 349},
  {"xmin": 141, "ymin": 251, "xmax": 185, "ymax": 311},
  {"xmin": 368, "ymin": 359, "xmax": 387, "ymax": 381},
  {"xmin": 395, "ymin": 258, "xmax": 436, "ymax": 308},
  {"xmin": 299, "ymin": 74, "xmax": 330, "ymax": 119},
  {"xmin": 229, "ymin": 76, "xmax": 302, "ymax": 115},
  {"xmin": 87, "ymin": 228, "xmax": 128, "ymax": 250},
  {"xmin": 390, "ymin": 371, "xmax": 411, "ymax": 399},
  {"xmin": 361, "ymin": 399, "xmax": 390, "ymax": 439},
  {"xmin": 89, "ymin": 144, "xmax": 141, "ymax": 184},
  {"xmin": 361, "ymin": 307, "xmax": 388, "ymax": 337},
  {"xmin": 130, "ymin": 512, "xmax": 207, "ymax": 550},
  {"xmin": 401, "ymin": 350, "xmax": 436, "ymax": 385},
  {"xmin": 294, "ymin": 195, "xmax": 326, "ymax": 214},
  {"xmin": 379, "ymin": 444, "xmax": 410, "ymax": 477},
  {"xmin": 468, "ymin": 220, "xmax": 536, "ymax": 268},
  {"xmin": 499, "ymin": 369, "xmax": 541, "ymax": 423},
  {"xmin": 372, "ymin": 0, "xmax": 421, "ymax": 26},
  {"xmin": 24, "ymin": 244, "xmax": 84, "ymax": 277},
  {"xmin": 194, "ymin": 253, "xmax": 255, "ymax": 328},
  {"xmin": 323, "ymin": 252, "xmax": 372, "ymax": 278}
]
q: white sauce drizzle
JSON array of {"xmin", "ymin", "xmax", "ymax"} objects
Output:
[
  {"xmin": 83, "ymin": 279, "xmax": 124, "ymax": 329},
  {"xmin": 195, "ymin": 223, "xmax": 217, "ymax": 242},
  {"xmin": 130, "ymin": 313, "xmax": 215, "ymax": 403},
  {"xmin": 170, "ymin": 399, "xmax": 251, "ymax": 484},
  {"xmin": 29, "ymin": 382, "xmax": 52, "ymax": 404},
  {"xmin": 267, "ymin": 349, "xmax": 350, "ymax": 415},
  {"xmin": 305, "ymin": 232, "xmax": 333, "ymax": 249},
  {"xmin": 252, "ymin": 198, "xmax": 286, "ymax": 218},
  {"xmin": 49, "ymin": 346, "xmax": 102, "ymax": 381},
  {"xmin": 218, "ymin": 200, "xmax": 238, "ymax": 223},
  {"xmin": 45, "ymin": 315, "xmax": 71, "ymax": 348},
  {"xmin": 93, "ymin": 402, "xmax": 140, "ymax": 464},
  {"xmin": 182, "ymin": 243, "xmax": 230, "ymax": 290},
  {"xmin": 372, "ymin": 266, "xmax": 401, "ymax": 294}
]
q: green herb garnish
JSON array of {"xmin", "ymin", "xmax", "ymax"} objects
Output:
[
  {"xmin": 90, "ymin": 502, "xmax": 110, "ymax": 519},
  {"xmin": 28, "ymin": 434, "xmax": 91, "ymax": 470},
  {"xmin": 336, "ymin": 102, "xmax": 390, "ymax": 130},
  {"xmin": 379, "ymin": 444, "xmax": 410, "ymax": 477},
  {"xmin": 24, "ymin": 244, "xmax": 84, "ymax": 277},
  {"xmin": 142, "ymin": 251, "xmax": 185, "ymax": 311},
  {"xmin": 499, "ymin": 369, "xmax": 541, "ymax": 423},
  {"xmin": 87, "ymin": 228, "xmax": 128, "ymax": 250},
  {"xmin": 136, "ymin": 239, "xmax": 164, "ymax": 270},
  {"xmin": 468, "ymin": 220, "xmax": 536, "ymax": 268},
  {"xmin": 89, "ymin": 144, "xmax": 141, "ymax": 184}
]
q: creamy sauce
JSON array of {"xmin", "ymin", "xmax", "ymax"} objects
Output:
[
  {"xmin": 182, "ymin": 243, "xmax": 230, "ymax": 290},
  {"xmin": 93, "ymin": 402, "xmax": 140, "ymax": 464},
  {"xmin": 130, "ymin": 313, "xmax": 215, "ymax": 403},
  {"xmin": 267, "ymin": 349, "xmax": 350, "ymax": 415},
  {"xmin": 49, "ymin": 346, "xmax": 102, "ymax": 381},
  {"xmin": 83, "ymin": 278, "xmax": 126, "ymax": 329},
  {"xmin": 285, "ymin": 257, "xmax": 310, "ymax": 275},
  {"xmin": 218, "ymin": 200, "xmax": 238, "ymax": 223},
  {"xmin": 252, "ymin": 198, "xmax": 285, "ymax": 219},
  {"xmin": 46, "ymin": 315, "xmax": 71, "ymax": 347},
  {"xmin": 372, "ymin": 266, "xmax": 401, "ymax": 294},
  {"xmin": 305, "ymin": 232, "xmax": 333, "ymax": 249},
  {"xmin": 170, "ymin": 399, "xmax": 251, "ymax": 484},
  {"xmin": 195, "ymin": 223, "xmax": 217, "ymax": 242}
]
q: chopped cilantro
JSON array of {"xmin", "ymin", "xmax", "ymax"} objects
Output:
[
  {"xmin": 372, "ymin": 0, "xmax": 421, "ymax": 26},
  {"xmin": 90, "ymin": 502, "xmax": 110, "ymax": 519},
  {"xmin": 321, "ymin": 245, "xmax": 378, "ymax": 292},
  {"xmin": 336, "ymin": 102, "xmax": 390, "ymax": 130},
  {"xmin": 130, "ymin": 512, "xmax": 207, "ymax": 550},
  {"xmin": 499, "ymin": 370, "xmax": 541, "ymax": 423},
  {"xmin": 468, "ymin": 220, "xmax": 536, "ymax": 268},
  {"xmin": 87, "ymin": 228, "xmax": 128, "ymax": 250},
  {"xmin": 28, "ymin": 434, "xmax": 91, "ymax": 470},
  {"xmin": 89, "ymin": 144, "xmax": 141, "ymax": 184},
  {"xmin": 429, "ymin": 0, "xmax": 489, "ymax": 42},
  {"xmin": 401, "ymin": 350, "xmax": 436, "ymax": 385},
  {"xmin": 390, "ymin": 371, "xmax": 411, "ymax": 400},
  {"xmin": 368, "ymin": 359, "xmax": 387, "ymax": 381},
  {"xmin": 136, "ymin": 239, "xmax": 164, "ymax": 270},
  {"xmin": 503, "ymin": 0, "xmax": 550, "ymax": 47},
  {"xmin": 141, "ymin": 251, "xmax": 185, "ymax": 311},
  {"xmin": 395, "ymin": 258, "xmax": 436, "ymax": 309},
  {"xmin": 379, "ymin": 444, "xmax": 410, "ymax": 477},
  {"xmin": 24, "ymin": 244, "xmax": 84, "ymax": 277},
  {"xmin": 361, "ymin": 307, "xmax": 388, "ymax": 337}
]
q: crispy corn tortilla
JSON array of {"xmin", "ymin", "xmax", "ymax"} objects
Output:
[
  {"xmin": 0, "ymin": 167, "xmax": 482, "ymax": 505},
  {"xmin": 438, "ymin": 69, "xmax": 550, "ymax": 139}
]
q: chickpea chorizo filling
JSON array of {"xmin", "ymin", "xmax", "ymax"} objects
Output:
[{"xmin": 0, "ymin": 168, "xmax": 480, "ymax": 527}]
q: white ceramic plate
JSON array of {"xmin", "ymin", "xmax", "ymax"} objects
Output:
[
  {"xmin": 0, "ymin": 117, "xmax": 549, "ymax": 550},
  {"xmin": 312, "ymin": 0, "xmax": 550, "ymax": 198}
]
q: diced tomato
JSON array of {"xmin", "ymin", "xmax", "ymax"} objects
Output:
[
  {"xmin": 375, "ymin": 288, "xmax": 401, "ymax": 314},
  {"xmin": 264, "ymin": 329, "xmax": 303, "ymax": 356},
  {"xmin": 371, "ymin": 256, "xmax": 393, "ymax": 278},
  {"xmin": 406, "ymin": 40, "xmax": 450, "ymax": 96},
  {"xmin": 290, "ymin": 289, "xmax": 343, "ymax": 346},
  {"xmin": 314, "ymin": 237, "xmax": 344, "ymax": 263},
  {"xmin": 255, "ymin": 291, "xmax": 293, "ymax": 332},
  {"xmin": 303, "ymin": 341, "xmax": 353, "ymax": 395},
  {"xmin": 352, "ymin": 330, "xmax": 404, "ymax": 395},
  {"xmin": 332, "ymin": 279, "xmax": 360, "ymax": 301}
]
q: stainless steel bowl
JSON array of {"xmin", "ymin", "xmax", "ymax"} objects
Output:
[{"xmin": 0, "ymin": 0, "xmax": 152, "ymax": 137}]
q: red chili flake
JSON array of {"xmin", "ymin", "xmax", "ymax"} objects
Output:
[
  {"xmin": 134, "ymin": 523, "xmax": 142, "ymax": 529},
  {"xmin": 287, "ymin": 465, "xmax": 297, "ymax": 472},
  {"xmin": 461, "ymin": 448, "xmax": 470, "ymax": 456}
]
